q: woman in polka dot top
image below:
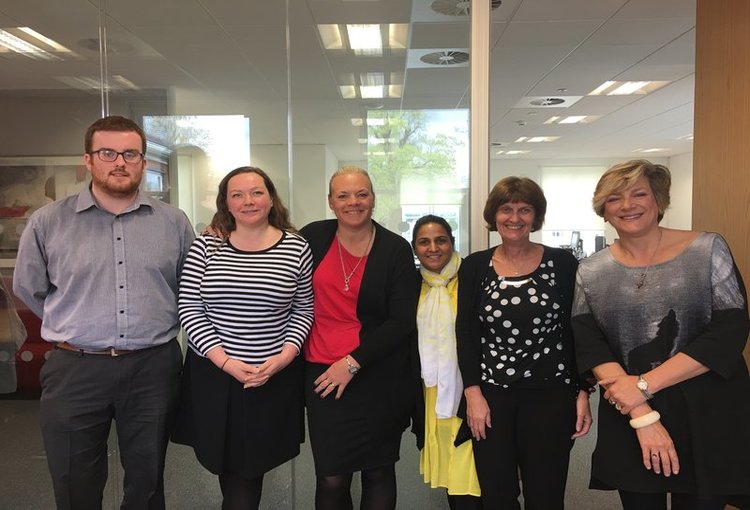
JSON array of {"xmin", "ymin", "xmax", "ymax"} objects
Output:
[{"xmin": 455, "ymin": 176, "xmax": 592, "ymax": 509}]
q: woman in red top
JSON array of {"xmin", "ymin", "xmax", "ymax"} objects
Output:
[{"xmin": 300, "ymin": 166, "xmax": 418, "ymax": 509}]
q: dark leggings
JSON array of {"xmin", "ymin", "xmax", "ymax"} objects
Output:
[
  {"xmin": 618, "ymin": 491, "xmax": 727, "ymax": 510},
  {"xmin": 315, "ymin": 464, "xmax": 397, "ymax": 510},
  {"xmin": 219, "ymin": 473, "xmax": 264, "ymax": 510}
]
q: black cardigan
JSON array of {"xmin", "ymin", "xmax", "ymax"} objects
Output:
[{"xmin": 300, "ymin": 219, "xmax": 419, "ymax": 432}]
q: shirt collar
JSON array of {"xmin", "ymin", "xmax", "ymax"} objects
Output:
[{"xmin": 75, "ymin": 184, "xmax": 155, "ymax": 214}]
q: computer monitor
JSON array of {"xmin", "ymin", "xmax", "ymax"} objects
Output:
[{"xmin": 570, "ymin": 231, "xmax": 580, "ymax": 249}]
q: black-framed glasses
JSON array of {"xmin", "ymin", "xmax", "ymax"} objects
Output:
[{"xmin": 89, "ymin": 148, "xmax": 144, "ymax": 164}]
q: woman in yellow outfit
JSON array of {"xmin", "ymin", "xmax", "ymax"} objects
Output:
[{"xmin": 411, "ymin": 215, "xmax": 481, "ymax": 510}]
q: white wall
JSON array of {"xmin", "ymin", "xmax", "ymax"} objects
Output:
[{"xmin": 489, "ymin": 155, "xmax": 693, "ymax": 251}]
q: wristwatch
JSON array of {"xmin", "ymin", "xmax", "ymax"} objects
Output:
[
  {"xmin": 345, "ymin": 355, "xmax": 360, "ymax": 375},
  {"xmin": 636, "ymin": 375, "xmax": 654, "ymax": 400}
]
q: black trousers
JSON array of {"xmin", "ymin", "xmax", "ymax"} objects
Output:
[
  {"xmin": 618, "ymin": 491, "xmax": 727, "ymax": 510},
  {"xmin": 471, "ymin": 385, "xmax": 576, "ymax": 510},
  {"xmin": 39, "ymin": 339, "xmax": 182, "ymax": 510}
]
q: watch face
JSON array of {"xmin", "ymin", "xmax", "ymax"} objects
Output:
[{"xmin": 637, "ymin": 379, "xmax": 648, "ymax": 390}]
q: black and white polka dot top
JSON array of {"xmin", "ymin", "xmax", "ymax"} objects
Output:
[{"xmin": 478, "ymin": 256, "xmax": 573, "ymax": 388}]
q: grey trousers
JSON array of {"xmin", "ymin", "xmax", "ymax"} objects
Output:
[{"xmin": 39, "ymin": 339, "xmax": 182, "ymax": 510}]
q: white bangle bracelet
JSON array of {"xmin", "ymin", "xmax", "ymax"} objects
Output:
[{"xmin": 629, "ymin": 410, "xmax": 661, "ymax": 429}]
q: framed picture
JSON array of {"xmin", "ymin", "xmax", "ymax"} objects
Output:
[{"xmin": 0, "ymin": 156, "xmax": 89, "ymax": 260}]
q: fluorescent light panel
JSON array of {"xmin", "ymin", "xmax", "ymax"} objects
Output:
[
  {"xmin": 0, "ymin": 28, "xmax": 60, "ymax": 60},
  {"xmin": 347, "ymin": 24, "xmax": 382, "ymax": 52},
  {"xmin": 588, "ymin": 80, "xmax": 669, "ymax": 96},
  {"xmin": 495, "ymin": 150, "xmax": 530, "ymax": 155},
  {"xmin": 633, "ymin": 147, "xmax": 667, "ymax": 153},
  {"xmin": 318, "ymin": 23, "xmax": 408, "ymax": 52},
  {"xmin": 318, "ymin": 25, "xmax": 343, "ymax": 50},
  {"xmin": 18, "ymin": 27, "xmax": 72, "ymax": 53},
  {"xmin": 544, "ymin": 115, "xmax": 600, "ymax": 125},
  {"xmin": 515, "ymin": 136, "xmax": 559, "ymax": 143}
]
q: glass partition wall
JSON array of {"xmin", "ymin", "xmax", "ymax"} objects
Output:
[{"xmin": 0, "ymin": 1, "xmax": 471, "ymax": 508}]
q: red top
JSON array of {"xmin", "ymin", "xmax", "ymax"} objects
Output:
[{"xmin": 304, "ymin": 239, "xmax": 367, "ymax": 364}]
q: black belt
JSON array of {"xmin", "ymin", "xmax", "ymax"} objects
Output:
[{"xmin": 54, "ymin": 339, "xmax": 173, "ymax": 357}]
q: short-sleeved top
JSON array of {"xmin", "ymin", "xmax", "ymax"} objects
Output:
[{"xmin": 572, "ymin": 232, "xmax": 750, "ymax": 498}]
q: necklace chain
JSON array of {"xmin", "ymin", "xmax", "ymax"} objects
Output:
[
  {"xmin": 495, "ymin": 245, "xmax": 531, "ymax": 276},
  {"xmin": 635, "ymin": 229, "xmax": 663, "ymax": 289},
  {"xmin": 337, "ymin": 227, "xmax": 374, "ymax": 291}
]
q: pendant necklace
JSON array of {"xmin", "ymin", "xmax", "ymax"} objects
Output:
[
  {"xmin": 494, "ymin": 245, "xmax": 526, "ymax": 276},
  {"xmin": 635, "ymin": 228, "xmax": 663, "ymax": 289},
  {"xmin": 337, "ymin": 227, "xmax": 374, "ymax": 291}
]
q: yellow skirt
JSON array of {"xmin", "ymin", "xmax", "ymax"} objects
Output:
[{"xmin": 419, "ymin": 385, "xmax": 481, "ymax": 496}]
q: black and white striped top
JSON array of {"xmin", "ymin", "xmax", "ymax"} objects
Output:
[{"xmin": 178, "ymin": 232, "xmax": 314, "ymax": 364}]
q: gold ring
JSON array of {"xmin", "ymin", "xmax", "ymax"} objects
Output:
[
  {"xmin": 652, "ymin": 453, "xmax": 659, "ymax": 457},
  {"xmin": 615, "ymin": 403, "xmax": 622, "ymax": 411},
  {"xmin": 609, "ymin": 399, "xmax": 616, "ymax": 405}
]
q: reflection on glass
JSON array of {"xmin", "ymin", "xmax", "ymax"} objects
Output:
[
  {"xmin": 365, "ymin": 109, "xmax": 469, "ymax": 256},
  {"xmin": 143, "ymin": 115, "xmax": 250, "ymax": 230}
]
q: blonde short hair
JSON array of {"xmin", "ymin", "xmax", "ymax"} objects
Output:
[
  {"xmin": 328, "ymin": 166, "xmax": 374, "ymax": 197},
  {"xmin": 592, "ymin": 160, "xmax": 671, "ymax": 222}
]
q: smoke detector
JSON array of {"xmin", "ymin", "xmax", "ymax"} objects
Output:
[{"xmin": 431, "ymin": 0, "xmax": 502, "ymax": 16}]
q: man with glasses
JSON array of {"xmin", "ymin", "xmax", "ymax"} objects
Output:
[{"xmin": 13, "ymin": 115, "xmax": 195, "ymax": 509}]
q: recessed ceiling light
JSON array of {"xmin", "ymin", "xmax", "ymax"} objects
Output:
[
  {"xmin": 360, "ymin": 85, "xmax": 384, "ymax": 98},
  {"xmin": 339, "ymin": 85, "xmax": 357, "ymax": 99},
  {"xmin": 676, "ymin": 133, "xmax": 694, "ymax": 141},
  {"xmin": 318, "ymin": 25, "xmax": 343, "ymax": 49},
  {"xmin": 347, "ymin": 24, "xmax": 382, "ymax": 52},
  {"xmin": 505, "ymin": 150, "xmax": 530, "ymax": 155},
  {"xmin": 515, "ymin": 136, "xmax": 560, "ymax": 143},
  {"xmin": 588, "ymin": 80, "xmax": 669, "ymax": 96},
  {"xmin": 544, "ymin": 115, "xmax": 600, "ymax": 125},
  {"xmin": 18, "ymin": 27, "xmax": 73, "ymax": 53},
  {"xmin": 318, "ymin": 23, "xmax": 408, "ymax": 53},
  {"xmin": 0, "ymin": 28, "xmax": 61, "ymax": 60},
  {"xmin": 633, "ymin": 147, "xmax": 667, "ymax": 153}
]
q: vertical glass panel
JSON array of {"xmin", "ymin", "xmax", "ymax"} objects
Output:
[
  {"xmin": 0, "ymin": 1, "xmax": 111, "ymax": 507},
  {"xmin": 289, "ymin": 0, "xmax": 472, "ymax": 256},
  {"xmin": 488, "ymin": 2, "xmax": 695, "ymax": 256},
  {"xmin": 487, "ymin": 3, "xmax": 695, "ymax": 510}
]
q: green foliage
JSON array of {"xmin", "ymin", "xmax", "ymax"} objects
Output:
[{"xmin": 366, "ymin": 110, "xmax": 462, "ymax": 228}]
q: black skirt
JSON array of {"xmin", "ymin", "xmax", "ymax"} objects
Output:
[
  {"xmin": 305, "ymin": 362, "xmax": 404, "ymax": 476},
  {"xmin": 172, "ymin": 349, "xmax": 305, "ymax": 478}
]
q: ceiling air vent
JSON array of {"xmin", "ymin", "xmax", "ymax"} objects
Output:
[
  {"xmin": 420, "ymin": 50, "xmax": 470, "ymax": 66},
  {"xmin": 514, "ymin": 96, "xmax": 584, "ymax": 108},
  {"xmin": 530, "ymin": 97, "xmax": 566, "ymax": 107},
  {"xmin": 431, "ymin": 0, "xmax": 502, "ymax": 16}
]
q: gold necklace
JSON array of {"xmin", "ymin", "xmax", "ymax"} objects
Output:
[
  {"xmin": 337, "ymin": 227, "xmax": 374, "ymax": 291},
  {"xmin": 495, "ymin": 245, "xmax": 530, "ymax": 276},
  {"xmin": 635, "ymin": 229, "xmax": 663, "ymax": 289}
]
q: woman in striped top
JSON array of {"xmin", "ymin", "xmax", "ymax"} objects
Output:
[{"xmin": 173, "ymin": 166, "xmax": 314, "ymax": 510}]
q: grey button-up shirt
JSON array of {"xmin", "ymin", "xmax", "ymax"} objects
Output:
[{"xmin": 13, "ymin": 186, "xmax": 195, "ymax": 350}]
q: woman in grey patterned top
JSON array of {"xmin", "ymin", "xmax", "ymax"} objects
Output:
[{"xmin": 572, "ymin": 160, "xmax": 750, "ymax": 510}]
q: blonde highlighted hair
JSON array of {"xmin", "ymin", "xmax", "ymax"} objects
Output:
[{"xmin": 592, "ymin": 160, "xmax": 671, "ymax": 222}]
